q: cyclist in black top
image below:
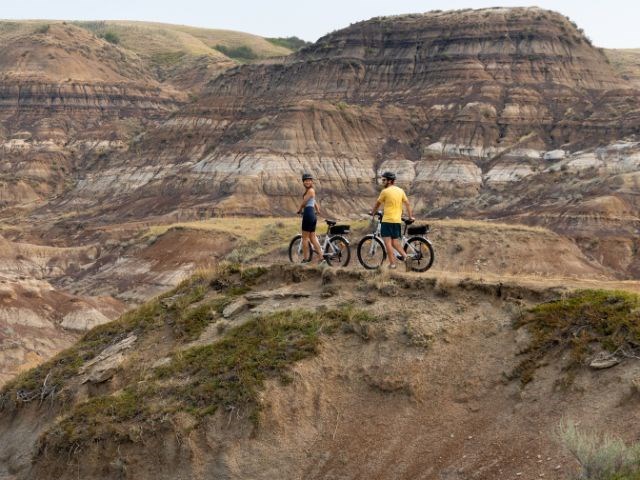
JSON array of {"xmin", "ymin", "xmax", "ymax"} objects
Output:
[{"xmin": 296, "ymin": 173, "xmax": 323, "ymax": 264}]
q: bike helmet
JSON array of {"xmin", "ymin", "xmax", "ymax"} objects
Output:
[
  {"xmin": 301, "ymin": 173, "xmax": 313, "ymax": 181},
  {"xmin": 381, "ymin": 171, "xmax": 396, "ymax": 181}
]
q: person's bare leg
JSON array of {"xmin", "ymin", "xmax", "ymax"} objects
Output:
[
  {"xmin": 391, "ymin": 238, "xmax": 406, "ymax": 259},
  {"xmin": 301, "ymin": 231, "xmax": 310, "ymax": 261},
  {"xmin": 310, "ymin": 232, "xmax": 323, "ymax": 264},
  {"xmin": 383, "ymin": 237, "xmax": 396, "ymax": 266}
]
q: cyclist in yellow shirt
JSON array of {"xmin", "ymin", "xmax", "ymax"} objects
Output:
[{"xmin": 370, "ymin": 171, "xmax": 414, "ymax": 269}]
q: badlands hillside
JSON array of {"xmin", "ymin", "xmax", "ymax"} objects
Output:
[
  {"xmin": 1, "ymin": 8, "xmax": 637, "ymax": 276},
  {"xmin": 3, "ymin": 264, "xmax": 640, "ymax": 479},
  {"xmin": 2, "ymin": 7, "xmax": 640, "ymax": 479}
]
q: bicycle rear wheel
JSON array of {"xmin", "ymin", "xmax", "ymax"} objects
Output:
[
  {"xmin": 288, "ymin": 235, "xmax": 313, "ymax": 263},
  {"xmin": 357, "ymin": 235, "xmax": 386, "ymax": 269},
  {"xmin": 404, "ymin": 237, "xmax": 435, "ymax": 272},
  {"xmin": 324, "ymin": 236, "xmax": 350, "ymax": 267}
]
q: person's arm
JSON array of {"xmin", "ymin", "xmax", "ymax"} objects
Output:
[
  {"xmin": 297, "ymin": 189, "xmax": 314, "ymax": 214},
  {"xmin": 371, "ymin": 190, "xmax": 384, "ymax": 216},
  {"xmin": 403, "ymin": 195, "xmax": 414, "ymax": 220},
  {"xmin": 314, "ymin": 195, "xmax": 322, "ymax": 217}
]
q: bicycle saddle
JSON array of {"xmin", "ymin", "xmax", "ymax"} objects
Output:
[{"xmin": 325, "ymin": 219, "xmax": 337, "ymax": 226}]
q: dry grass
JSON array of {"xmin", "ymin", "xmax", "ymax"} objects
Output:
[
  {"xmin": 72, "ymin": 20, "xmax": 291, "ymax": 59},
  {"xmin": 558, "ymin": 419, "xmax": 640, "ymax": 479},
  {"xmin": 145, "ymin": 217, "xmax": 299, "ymax": 242},
  {"xmin": 431, "ymin": 218, "xmax": 550, "ymax": 234},
  {"xmin": 605, "ymin": 48, "xmax": 640, "ymax": 88}
]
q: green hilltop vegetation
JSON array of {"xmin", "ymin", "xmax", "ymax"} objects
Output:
[
  {"xmin": 511, "ymin": 289, "xmax": 640, "ymax": 385},
  {"xmin": 266, "ymin": 36, "xmax": 311, "ymax": 51},
  {"xmin": 0, "ymin": 263, "xmax": 378, "ymax": 456}
]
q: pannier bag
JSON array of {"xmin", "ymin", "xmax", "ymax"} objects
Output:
[
  {"xmin": 407, "ymin": 224, "xmax": 429, "ymax": 235},
  {"xmin": 330, "ymin": 225, "xmax": 351, "ymax": 235}
]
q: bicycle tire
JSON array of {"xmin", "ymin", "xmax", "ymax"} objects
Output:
[
  {"xmin": 357, "ymin": 235, "xmax": 386, "ymax": 269},
  {"xmin": 324, "ymin": 235, "xmax": 351, "ymax": 267},
  {"xmin": 288, "ymin": 235, "xmax": 314, "ymax": 263},
  {"xmin": 404, "ymin": 236, "xmax": 435, "ymax": 272}
]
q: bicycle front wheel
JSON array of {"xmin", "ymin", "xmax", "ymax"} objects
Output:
[
  {"xmin": 288, "ymin": 235, "xmax": 313, "ymax": 263},
  {"xmin": 404, "ymin": 237, "xmax": 435, "ymax": 272},
  {"xmin": 324, "ymin": 236, "xmax": 351, "ymax": 267},
  {"xmin": 357, "ymin": 235, "xmax": 386, "ymax": 269}
]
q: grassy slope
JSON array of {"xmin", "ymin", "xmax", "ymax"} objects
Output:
[
  {"xmin": 0, "ymin": 264, "xmax": 377, "ymax": 456},
  {"xmin": 605, "ymin": 48, "xmax": 640, "ymax": 87},
  {"xmin": 0, "ymin": 20, "xmax": 292, "ymax": 61},
  {"xmin": 0, "ymin": 19, "xmax": 293, "ymax": 90}
]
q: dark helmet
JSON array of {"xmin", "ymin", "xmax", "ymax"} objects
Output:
[
  {"xmin": 381, "ymin": 171, "xmax": 396, "ymax": 180},
  {"xmin": 302, "ymin": 173, "xmax": 313, "ymax": 181}
]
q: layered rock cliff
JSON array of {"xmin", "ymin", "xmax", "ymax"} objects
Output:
[
  {"xmin": 46, "ymin": 8, "xmax": 640, "ymax": 225},
  {"xmin": 2, "ymin": 8, "xmax": 640, "ymax": 278},
  {"xmin": 0, "ymin": 23, "xmax": 184, "ymax": 211}
]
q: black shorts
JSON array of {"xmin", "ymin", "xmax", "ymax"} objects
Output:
[
  {"xmin": 301, "ymin": 206, "xmax": 317, "ymax": 232},
  {"xmin": 380, "ymin": 222, "xmax": 401, "ymax": 239}
]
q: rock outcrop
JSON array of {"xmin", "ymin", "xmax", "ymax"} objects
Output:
[
  {"xmin": 0, "ymin": 23, "xmax": 184, "ymax": 211},
  {"xmin": 41, "ymin": 8, "xmax": 640, "ymax": 223},
  {"xmin": 2, "ymin": 265, "xmax": 639, "ymax": 479},
  {"xmin": 0, "ymin": 274, "xmax": 124, "ymax": 387}
]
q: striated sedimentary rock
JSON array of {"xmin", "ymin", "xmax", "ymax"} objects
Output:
[
  {"xmin": 0, "ymin": 23, "xmax": 184, "ymax": 210},
  {"xmin": 2, "ymin": 8, "xmax": 640, "ymax": 280},
  {"xmin": 40, "ymin": 7, "xmax": 640, "ymax": 222}
]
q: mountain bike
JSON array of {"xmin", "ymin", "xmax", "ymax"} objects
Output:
[
  {"xmin": 288, "ymin": 219, "xmax": 351, "ymax": 267},
  {"xmin": 356, "ymin": 212, "xmax": 434, "ymax": 271}
]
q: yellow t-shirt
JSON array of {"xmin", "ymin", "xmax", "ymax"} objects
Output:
[{"xmin": 377, "ymin": 185, "xmax": 408, "ymax": 223}]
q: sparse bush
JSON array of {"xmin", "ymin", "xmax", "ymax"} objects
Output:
[
  {"xmin": 403, "ymin": 319, "xmax": 434, "ymax": 348},
  {"xmin": 100, "ymin": 31, "xmax": 120, "ymax": 45},
  {"xmin": 38, "ymin": 305, "xmax": 378, "ymax": 454},
  {"xmin": 511, "ymin": 290, "xmax": 640, "ymax": 385},
  {"xmin": 266, "ymin": 36, "xmax": 310, "ymax": 51},
  {"xmin": 434, "ymin": 276, "xmax": 457, "ymax": 297},
  {"xmin": 214, "ymin": 44, "xmax": 257, "ymax": 61},
  {"xmin": 150, "ymin": 51, "xmax": 185, "ymax": 66},
  {"xmin": 558, "ymin": 420, "xmax": 640, "ymax": 479},
  {"xmin": 35, "ymin": 24, "xmax": 50, "ymax": 34},
  {"xmin": 226, "ymin": 240, "xmax": 259, "ymax": 264},
  {"xmin": 361, "ymin": 271, "xmax": 399, "ymax": 296}
]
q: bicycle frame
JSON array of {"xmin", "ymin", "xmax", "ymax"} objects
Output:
[
  {"xmin": 296, "ymin": 222, "xmax": 349, "ymax": 258},
  {"xmin": 367, "ymin": 214, "xmax": 424, "ymax": 259}
]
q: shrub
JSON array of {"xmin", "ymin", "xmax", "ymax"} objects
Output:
[
  {"xmin": 100, "ymin": 31, "xmax": 120, "ymax": 45},
  {"xmin": 558, "ymin": 420, "xmax": 640, "ymax": 479},
  {"xmin": 35, "ymin": 24, "xmax": 50, "ymax": 34},
  {"xmin": 38, "ymin": 305, "xmax": 378, "ymax": 453},
  {"xmin": 266, "ymin": 36, "xmax": 310, "ymax": 51},
  {"xmin": 511, "ymin": 290, "xmax": 640, "ymax": 385},
  {"xmin": 214, "ymin": 44, "xmax": 257, "ymax": 61}
]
